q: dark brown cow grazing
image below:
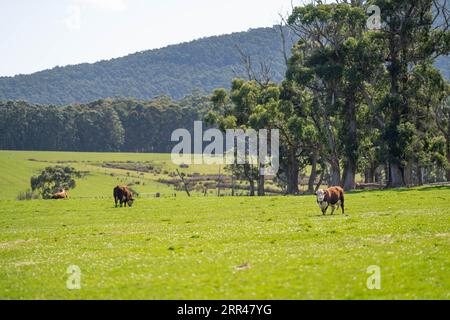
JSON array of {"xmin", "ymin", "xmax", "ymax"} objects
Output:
[
  {"xmin": 114, "ymin": 185, "xmax": 134, "ymax": 207},
  {"xmin": 316, "ymin": 186, "xmax": 345, "ymax": 215},
  {"xmin": 52, "ymin": 189, "xmax": 68, "ymax": 199}
]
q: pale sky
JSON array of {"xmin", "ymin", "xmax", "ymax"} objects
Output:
[{"xmin": 0, "ymin": 0, "xmax": 297, "ymax": 77}]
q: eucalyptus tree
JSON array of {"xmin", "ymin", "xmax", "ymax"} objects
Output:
[
  {"xmin": 287, "ymin": 1, "xmax": 381, "ymax": 189},
  {"xmin": 207, "ymin": 81, "xmax": 279, "ymax": 196},
  {"xmin": 368, "ymin": 0, "xmax": 450, "ymax": 186},
  {"xmin": 275, "ymin": 79, "xmax": 319, "ymax": 194}
]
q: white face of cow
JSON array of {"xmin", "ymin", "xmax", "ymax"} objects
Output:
[{"xmin": 316, "ymin": 189, "xmax": 325, "ymax": 202}]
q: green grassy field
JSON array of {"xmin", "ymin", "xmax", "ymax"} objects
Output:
[
  {"xmin": 0, "ymin": 150, "xmax": 223, "ymax": 200},
  {"xmin": 0, "ymin": 151, "xmax": 449, "ymax": 299}
]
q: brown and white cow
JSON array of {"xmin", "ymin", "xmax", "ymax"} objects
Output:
[
  {"xmin": 52, "ymin": 189, "xmax": 68, "ymax": 199},
  {"xmin": 316, "ymin": 186, "xmax": 345, "ymax": 215},
  {"xmin": 114, "ymin": 185, "xmax": 134, "ymax": 207}
]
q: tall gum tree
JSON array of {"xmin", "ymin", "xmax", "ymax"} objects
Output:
[
  {"xmin": 287, "ymin": 2, "xmax": 380, "ymax": 190},
  {"xmin": 370, "ymin": 0, "xmax": 450, "ymax": 187}
]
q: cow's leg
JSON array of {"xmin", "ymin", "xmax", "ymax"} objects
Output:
[
  {"xmin": 120, "ymin": 197, "xmax": 123, "ymax": 207},
  {"xmin": 114, "ymin": 196, "xmax": 118, "ymax": 208},
  {"xmin": 341, "ymin": 202, "xmax": 345, "ymax": 215},
  {"xmin": 330, "ymin": 205, "xmax": 336, "ymax": 215}
]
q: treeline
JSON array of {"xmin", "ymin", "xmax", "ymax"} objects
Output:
[
  {"xmin": 207, "ymin": 0, "xmax": 450, "ymax": 193},
  {"xmin": 0, "ymin": 95, "xmax": 209, "ymax": 153},
  {"xmin": 0, "ymin": 27, "xmax": 295, "ymax": 105}
]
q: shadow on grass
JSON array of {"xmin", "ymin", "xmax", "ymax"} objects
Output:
[
  {"xmin": 378, "ymin": 185, "xmax": 450, "ymax": 193},
  {"xmin": 247, "ymin": 185, "xmax": 449, "ymax": 197},
  {"xmin": 334, "ymin": 185, "xmax": 450, "ymax": 195},
  {"xmin": 414, "ymin": 185, "xmax": 450, "ymax": 192}
]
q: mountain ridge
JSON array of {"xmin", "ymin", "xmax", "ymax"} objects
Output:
[
  {"xmin": 0, "ymin": 26, "xmax": 448, "ymax": 106},
  {"xmin": 0, "ymin": 26, "xmax": 295, "ymax": 105}
]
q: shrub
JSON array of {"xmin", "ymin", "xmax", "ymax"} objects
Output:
[
  {"xmin": 31, "ymin": 166, "xmax": 83, "ymax": 199},
  {"xmin": 17, "ymin": 189, "xmax": 40, "ymax": 201}
]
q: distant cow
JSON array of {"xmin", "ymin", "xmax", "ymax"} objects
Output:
[
  {"xmin": 316, "ymin": 186, "xmax": 344, "ymax": 215},
  {"xmin": 52, "ymin": 189, "xmax": 68, "ymax": 199},
  {"xmin": 114, "ymin": 185, "xmax": 134, "ymax": 207}
]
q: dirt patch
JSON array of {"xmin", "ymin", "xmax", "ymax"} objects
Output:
[
  {"xmin": 14, "ymin": 261, "xmax": 36, "ymax": 267},
  {"xmin": 0, "ymin": 239, "xmax": 36, "ymax": 249},
  {"xmin": 434, "ymin": 233, "xmax": 449, "ymax": 238}
]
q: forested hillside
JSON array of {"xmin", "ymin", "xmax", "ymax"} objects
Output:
[
  {"xmin": 0, "ymin": 25, "xmax": 447, "ymax": 106},
  {"xmin": 0, "ymin": 96, "xmax": 210, "ymax": 153},
  {"xmin": 0, "ymin": 27, "xmax": 295, "ymax": 105}
]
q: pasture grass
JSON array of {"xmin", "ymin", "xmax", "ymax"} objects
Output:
[
  {"xmin": 0, "ymin": 151, "xmax": 222, "ymax": 200},
  {"xmin": 0, "ymin": 186, "xmax": 448, "ymax": 299}
]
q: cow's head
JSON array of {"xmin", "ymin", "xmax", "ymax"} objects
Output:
[
  {"xmin": 316, "ymin": 189, "xmax": 326, "ymax": 202},
  {"xmin": 127, "ymin": 196, "xmax": 134, "ymax": 207}
]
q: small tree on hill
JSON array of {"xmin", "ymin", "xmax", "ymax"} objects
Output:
[{"xmin": 31, "ymin": 166, "xmax": 82, "ymax": 199}]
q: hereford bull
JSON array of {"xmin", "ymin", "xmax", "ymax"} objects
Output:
[
  {"xmin": 316, "ymin": 186, "xmax": 345, "ymax": 215},
  {"xmin": 52, "ymin": 189, "xmax": 68, "ymax": 199},
  {"xmin": 114, "ymin": 185, "xmax": 134, "ymax": 207}
]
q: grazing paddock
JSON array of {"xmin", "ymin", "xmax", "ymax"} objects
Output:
[
  {"xmin": 0, "ymin": 150, "xmax": 223, "ymax": 200},
  {"xmin": 0, "ymin": 187, "xmax": 448, "ymax": 299}
]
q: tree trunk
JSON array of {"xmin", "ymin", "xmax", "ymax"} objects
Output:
[
  {"xmin": 341, "ymin": 94, "xmax": 358, "ymax": 191},
  {"xmin": 384, "ymin": 163, "xmax": 390, "ymax": 185},
  {"xmin": 307, "ymin": 151, "xmax": 318, "ymax": 194},
  {"xmin": 364, "ymin": 166, "xmax": 375, "ymax": 184},
  {"xmin": 329, "ymin": 160, "xmax": 341, "ymax": 187},
  {"xmin": 369, "ymin": 164, "xmax": 376, "ymax": 183},
  {"xmin": 388, "ymin": 162, "xmax": 405, "ymax": 188},
  {"xmin": 386, "ymin": 33, "xmax": 408, "ymax": 189},
  {"xmin": 248, "ymin": 179, "xmax": 255, "ymax": 196},
  {"xmin": 286, "ymin": 149, "xmax": 299, "ymax": 194},
  {"xmin": 365, "ymin": 164, "xmax": 376, "ymax": 183},
  {"xmin": 257, "ymin": 174, "xmax": 265, "ymax": 196},
  {"xmin": 375, "ymin": 166, "xmax": 382, "ymax": 184},
  {"xmin": 446, "ymin": 129, "xmax": 450, "ymax": 181},
  {"xmin": 364, "ymin": 170, "xmax": 370, "ymax": 183},
  {"xmin": 417, "ymin": 163, "xmax": 423, "ymax": 186},
  {"xmin": 447, "ymin": 152, "xmax": 450, "ymax": 181},
  {"xmin": 423, "ymin": 167, "xmax": 429, "ymax": 184},
  {"xmin": 243, "ymin": 164, "xmax": 255, "ymax": 196},
  {"xmin": 231, "ymin": 176, "xmax": 236, "ymax": 196},
  {"xmin": 342, "ymin": 159, "xmax": 356, "ymax": 191},
  {"xmin": 403, "ymin": 159, "xmax": 413, "ymax": 186}
]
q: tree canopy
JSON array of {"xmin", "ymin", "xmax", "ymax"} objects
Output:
[{"xmin": 0, "ymin": 95, "xmax": 209, "ymax": 153}]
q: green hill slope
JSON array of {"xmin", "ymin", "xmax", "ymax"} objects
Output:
[
  {"xmin": 0, "ymin": 27, "xmax": 295, "ymax": 105},
  {"xmin": 0, "ymin": 25, "xmax": 447, "ymax": 106}
]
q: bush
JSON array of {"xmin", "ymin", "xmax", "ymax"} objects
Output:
[
  {"xmin": 17, "ymin": 189, "xmax": 40, "ymax": 201},
  {"xmin": 31, "ymin": 166, "xmax": 83, "ymax": 199}
]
